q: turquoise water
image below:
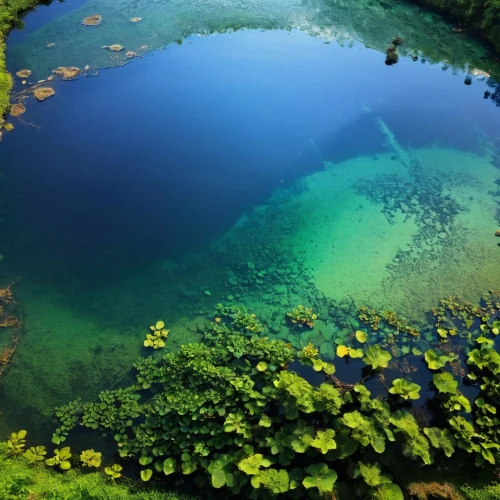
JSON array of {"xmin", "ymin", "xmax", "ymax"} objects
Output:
[{"xmin": 0, "ymin": 0, "xmax": 500, "ymax": 444}]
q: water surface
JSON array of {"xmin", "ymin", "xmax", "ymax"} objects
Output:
[{"xmin": 0, "ymin": 0, "xmax": 500, "ymax": 440}]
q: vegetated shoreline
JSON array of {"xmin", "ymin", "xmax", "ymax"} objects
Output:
[
  {"xmin": 0, "ymin": 0, "xmax": 38, "ymax": 124},
  {"xmin": 408, "ymin": 0, "xmax": 500, "ymax": 52}
]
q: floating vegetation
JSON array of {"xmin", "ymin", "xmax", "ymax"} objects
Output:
[
  {"xmin": 15, "ymin": 69, "xmax": 31, "ymax": 78},
  {"xmin": 144, "ymin": 320, "xmax": 169, "ymax": 349},
  {"xmin": 3, "ymin": 122, "xmax": 14, "ymax": 131},
  {"xmin": 26, "ymin": 291, "xmax": 498, "ymax": 497},
  {"xmin": 52, "ymin": 66, "xmax": 80, "ymax": 79},
  {"xmin": 33, "ymin": 87, "xmax": 55, "ymax": 101},
  {"xmin": 286, "ymin": 304, "xmax": 317, "ymax": 328},
  {"xmin": 82, "ymin": 14, "xmax": 102, "ymax": 26}
]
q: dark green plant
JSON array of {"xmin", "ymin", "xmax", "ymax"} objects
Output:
[{"xmin": 7, "ymin": 430, "xmax": 26, "ymax": 456}]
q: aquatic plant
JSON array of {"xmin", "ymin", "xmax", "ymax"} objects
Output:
[
  {"xmin": 23, "ymin": 445, "xmax": 46, "ymax": 464},
  {"xmin": 144, "ymin": 321, "xmax": 169, "ymax": 349},
  {"xmin": 80, "ymin": 449, "xmax": 102, "ymax": 468},
  {"xmin": 214, "ymin": 303, "xmax": 265, "ymax": 333},
  {"xmin": 104, "ymin": 464, "xmax": 123, "ymax": 480},
  {"xmin": 389, "ymin": 378, "xmax": 422, "ymax": 400},
  {"xmin": 7, "ymin": 430, "xmax": 26, "ymax": 455},
  {"xmin": 45, "ymin": 447, "xmax": 72, "ymax": 470},
  {"xmin": 286, "ymin": 304, "xmax": 317, "ymax": 328}
]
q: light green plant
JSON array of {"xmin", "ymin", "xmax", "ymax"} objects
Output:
[{"xmin": 45, "ymin": 447, "xmax": 72, "ymax": 470}]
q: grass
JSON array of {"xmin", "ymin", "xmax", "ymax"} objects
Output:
[
  {"xmin": 0, "ymin": 442, "xmax": 200, "ymax": 500},
  {"xmin": 0, "ymin": 0, "xmax": 38, "ymax": 122}
]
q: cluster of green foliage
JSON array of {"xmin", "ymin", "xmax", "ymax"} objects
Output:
[
  {"xmin": 286, "ymin": 305, "xmax": 317, "ymax": 328},
  {"xmin": 144, "ymin": 320, "xmax": 169, "ymax": 349},
  {"xmin": 215, "ymin": 303, "xmax": 265, "ymax": 333},
  {"xmin": 412, "ymin": 0, "xmax": 500, "ymax": 51},
  {"xmin": 45, "ymin": 293, "xmax": 500, "ymax": 499},
  {"xmin": 0, "ymin": 0, "xmax": 38, "ymax": 121},
  {"xmin": 358, "ymin": 306, "xmax": 419, "ymax": 337},
  {"xmin": 0, "ymin": 441, "xmax": 198, "ymax": 500}
]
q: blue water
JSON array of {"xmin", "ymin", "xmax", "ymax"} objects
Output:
[{"xmin": 1, "ymin": 30, "xmax": 499, "ymax": 291}]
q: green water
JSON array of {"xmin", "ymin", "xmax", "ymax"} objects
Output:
[{"xmin": 1, "ymin": 0, "xmax": 500, "ymax": 445}]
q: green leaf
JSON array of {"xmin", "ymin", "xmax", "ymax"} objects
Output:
[
  {"xmin": 256, "ymin": 361, "xmax": 268, "ymax": 372},
  {"xmin": 303, "ymin": 463, "xmax": 338, "ymax": 493},
  {"xmin": 372, "ymin": 483, "xmax": 404, "ymax": 500},
  {"xmin": 310, "ymin": 429, "xmax": 337, "ymax": 454},
  {"xmin": 355, "ymin": 330, "xmax": 368, "ymax": 343},
  {"xmin": 139, "ymin": 455, "xmax": 153, "ymax": 466},
  {"xmin": 363, "ymin": 345, "xmax": 392, "ymax": 369},
  {"xmin": 433, "ymin": 372, "xmax": 458, "ymax": 394},
  {"xmin": 389, "ymin": 378, "xmax": 421, "ymax": 400},
  {"xmin": 163, "ymin": 458, "xmax": 177, "ymax": 475},
  {"xmin": 140, "ymin": 469, "xmax": 153, "ymax": 482},
  {"xmin": 211, "ymin": 469, "xmax": 226, "ymax": 488}
]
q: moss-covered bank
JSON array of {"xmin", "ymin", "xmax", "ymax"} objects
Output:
[
  {"xmin": 0, "ymin": 0, "xmax": 38, "ymax": 123},
  {"xmin": 409, "ymin": 0, "xmax": 500, "ymax": 51}
]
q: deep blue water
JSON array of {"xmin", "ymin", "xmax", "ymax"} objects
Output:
[{"xmin": 1, "ymin": 29, "xmax": 500, "ymax": 287}]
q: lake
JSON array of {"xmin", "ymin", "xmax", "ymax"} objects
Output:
[{"xmin": 0, "ymin": 0, "xmax": 499, "ymax": 442}]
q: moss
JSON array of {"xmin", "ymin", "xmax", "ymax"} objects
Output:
[{"xmin": 0, "ymin": 0, "xmax": 38, "ymax": 120}]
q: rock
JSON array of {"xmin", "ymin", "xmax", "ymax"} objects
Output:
[
  {"xmin": 130, "ymin": 17, "xmax": 142, "ymax": 22},
  {"xmin": 204, "ymin": 290, "xmax": 211, "ymax": 296},
  {"xmin": 438, "ymin": 232, "xmax": 447, "ymax": 239},
  {"xmin": 16, "ymin": 69, "xmax": 31, "ymax": 78},
  {"xmin": 126, "ymin": 51, "xmax": 137, "ymax": 58},
  {"xmin": 400, "ymin": 202, "xmax": 408, "ymax": 212},
  {"xmin": 495, "ymin": 229, "xmax": 500, "ymax": 237},
  {"xmin": 53, "ymin": 66, "xmax": 80, "ymax": 79},
  {"xmin": 247, "ymin": 261, "xmax": 255, "ymax": 270},
  {"xmin": 34, "ymin": 87, "xmax": 55, "ymax": 102},
  {"xmin": 108, "ymin": 44, "xmax": 124, "ymax": 52},
  {"xmin": 9, "ymin": 104, "xmax": 26, "ymax": 117},
  {"xmin": 46, "ymin": 43, "xmax": 56, "ymax": 48},
  {"xmin": 392, "ymin": 36, "xmax": 403, "ymax": 45},
  {"xmin": 83, "ymin": 14, "xmax": 102, "ymax": 26}
]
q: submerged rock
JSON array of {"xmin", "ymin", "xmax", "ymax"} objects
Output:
[
  {"xmin": 130, "ymin": 17, "xmax": 142, "ymax": 22},
  {"xmin": 15, "ymin": 69, "xmax": 31, "ymax": 78},
  {"xmin": 82, "ymin": 14, "xmax": 102, "ymax": 26},
  {"xmin": 495, "ymin": 229, "xmax": 500, "ymax": 237},
  {"xmin": 126, "ymin": 51, "xmax": 137, "ymax": 58},
  {"xmin": 9, "ymin": 103, "xmax": 26, "ymax": 117},
  {"xmin": 53, "ymin": 66, "xmax": 80, "ymax": 79},
  {"xmin": 392, "ymin": 36, "xmax": 403, "ymax": 45},
  {"xmin": 34, "ymin": 87, "xmax": 55, "ymax": 102},
  {"xmin": 108, "ymin": 44, "xmax": 124, "ymax": 52}
]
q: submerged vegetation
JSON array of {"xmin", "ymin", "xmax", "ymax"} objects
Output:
[{"xmin": 2, "ymin": 292, "xmax": 499, "ymax": 498}]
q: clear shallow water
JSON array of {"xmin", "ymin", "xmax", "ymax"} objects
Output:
[{"xmin": 0, "ymin": 0, "xmax": 500, "ymax": 439}]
